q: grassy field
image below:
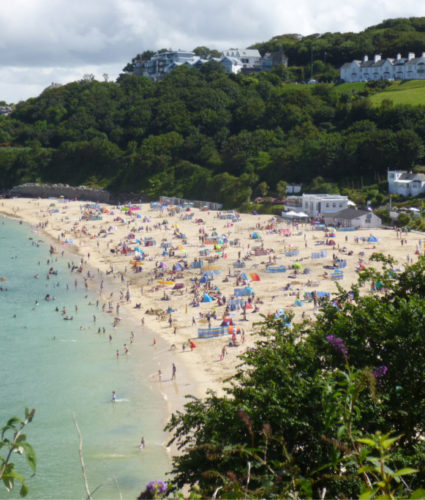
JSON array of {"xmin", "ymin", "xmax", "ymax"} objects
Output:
[
  {"xmin": 282, "ymin": 80, "xmax": 425, "ymax": 107},
  {"xmin": 368, "ymin": 80, "xmax": 425, "ymax": 106},
  {"xmin": 332, "ymin": 82, "xmax": 367, "ymax": 97}
]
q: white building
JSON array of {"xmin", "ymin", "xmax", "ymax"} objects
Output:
[
  {"xmin": 387, "ymin": 170, "xmax": 425, "ymax": 197},
  {"xmin": 340, "ymin": 52, "xmax": 425, "ymax": 82},
  {"xmin": 300, "ymin": 194, "xmax": 349, "ymax": 217},
  {"xmin": 138, "ymin": 47, "xmax": 287, "ymax": 80},
  {"xmin": 323, "ymin": 208, "xmax": 382, "ymax": 228},
  {"xmin": 221, "ymin": 48, "xmax": 262, "ymax": 73},
  {"xmin": 139, "ymin": 50, "xmax": 208, "ymax": 80}
]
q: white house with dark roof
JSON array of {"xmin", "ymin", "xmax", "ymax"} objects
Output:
[
  {"xmin": 340, "ymin": 52, "xmax": 425, "ymax": 82},
  {"xmin": 222, "ymin": 49, "xmax": 261, "ymax": 67},
  {"xmin": 323, "ymin": 208, "xmax": 382, "ymax": 228},
  {"xmin": 387, "ymin": 170, "xmax": 425, "ymax": 197}
]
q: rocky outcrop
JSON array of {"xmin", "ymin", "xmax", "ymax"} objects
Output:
[{"xmin": 7, "ymin": 183, "xmax": 111, "ymax": 203}]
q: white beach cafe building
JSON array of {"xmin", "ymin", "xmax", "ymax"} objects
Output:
[{"xmin": 283, "ymin": 194, "xmax": 382, "ymax": 228}]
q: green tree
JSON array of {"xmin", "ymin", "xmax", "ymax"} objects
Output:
[
  {"xmin": 0, "ymin": 409, "xmax": 36, "ymax": 497},
  {"xmin": 257, "ymin": 181, "xmax": 269, "ymax": 197},
  {"xmin": 275, "ymin": 179, "xmax": 288, "ymax": 198}
]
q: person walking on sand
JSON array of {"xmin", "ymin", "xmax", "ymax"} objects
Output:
[{"xmin": 171, "ymin": 363, "xmax": 176, "ymax": 381}]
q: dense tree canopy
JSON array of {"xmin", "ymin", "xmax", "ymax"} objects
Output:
[{"xmin": 252, "ymin": 17, "xmax": 425, "ymax": 69}]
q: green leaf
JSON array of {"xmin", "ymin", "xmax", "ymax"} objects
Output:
[
  {"xmin": 19, "ymin": 483, "xmax": 28, "ymax": 497},
  {"xmin": 337, "ymin": 424, "xmax": 346, "ymax": 438},
  {"xmin": 359, "ymin": 487, "xmax": 379, "ymax": 500},
  {"xmin": 393, "ymin": 467, "xmax": 418, "ymax": 477},
  {"xmin": 358, "ymin": 465, "xmax": 375, "ymax": 474},
  {"xmin": 21, "ymin": 443, "xmax": 36, "ymax": 472},
  {"xmin": 382, "ymin": 436, "xmax": 400, "ymax": 449},
  {"xmin": 409, "ymin": 488, "xmax": 425, "ymax": 499},
  {"xmin": 357, "ymin": 438, "xmax": 376, "ymax": 447}
]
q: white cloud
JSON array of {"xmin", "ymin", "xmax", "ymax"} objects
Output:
[{"xmin": 1, "ymin": 0, "xmax": 425, "ymax": 103}]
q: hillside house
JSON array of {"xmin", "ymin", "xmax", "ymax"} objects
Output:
[
  {"xmin": 139, "ymin": 47, "xmax": 288, "ymax": 80},
  {"xmin": 138, "ymin": 50, "xmax": 208, "ymax": 80},
  {"xmin": 340, "ymin": 52, "xmax": 425, "ymax": 82},
  {"xmin": 387, "ymin": 170, "xmax": 425, "ymax": 197},
  {"xmin": 221, "ymin": 48, "xmax": 262, "ymax": 73},
  {"xmin": 0, "ymin": 106, "xmax": 13, "ymax": 116}
]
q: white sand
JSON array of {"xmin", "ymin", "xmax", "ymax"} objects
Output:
[{"xmin": 1, "ymin": 198, "xmax": 422, "ymax": 410}]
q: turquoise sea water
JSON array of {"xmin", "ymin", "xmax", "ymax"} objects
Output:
[{"xmin": 0, "ymin": 216, "xmax": 174, "ymax": 499}]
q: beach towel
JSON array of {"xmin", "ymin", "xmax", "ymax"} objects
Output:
[{"xmin": 266, "ymin": 265, "xmax": 286, "ymax": 273}]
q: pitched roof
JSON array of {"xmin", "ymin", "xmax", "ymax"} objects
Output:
[
  {"xmin": 327, "ymin": 208, "xmax": 370, "ymax": 220},
  {"xmin": 222, "ymin": 48, "xmax": 261, "ymax": 58},
  {"xmin": 399, "ymin": 172, "xmax": 425, "ymax": 181}
]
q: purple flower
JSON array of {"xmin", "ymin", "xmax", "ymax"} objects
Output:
[
  {"xmin": 146, "ymin": 480, "xmax": 168, "ymax": 495},
  {"xmin": 373, "ymin": 365, "xmax": 388, "ymax": 378},
  {"xmin": 326, "ymin": 335, "xmax": 348, "ymax": 359}
]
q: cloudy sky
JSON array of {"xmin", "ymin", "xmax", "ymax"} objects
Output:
[{"xmin": 2, "ymin": 0, "xmax": 425, "ymax": 103}]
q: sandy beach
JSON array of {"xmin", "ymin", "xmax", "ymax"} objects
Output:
[{"xmin": 1, "ymin": 197, "xmax": 422, "ymax": 410}]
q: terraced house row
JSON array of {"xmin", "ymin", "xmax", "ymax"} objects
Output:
[{"xmin": 340, "ymin": 51, "xmax": 425, "ymax": 82}]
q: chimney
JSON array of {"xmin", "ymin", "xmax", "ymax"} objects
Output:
[
  {"xmin": 408, "ymin": 52, "xmax": 415, "ymax": 61},
  {"xmin": 397, "ymin": 53, "xmax": 401, "ymax": 60},
  {"xmin": 363, "ymin": 55, "xmax": 368, "ymax": 62},
  {"xmin": 374, "ymin": 54, "xmax": 381, "ymax": 63}
]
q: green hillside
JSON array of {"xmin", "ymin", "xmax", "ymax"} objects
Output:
[{"xmin": 369, "ymin": 80, "xmax": 425, "ymax": 106}]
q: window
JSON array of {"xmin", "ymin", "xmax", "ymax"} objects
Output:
[{"xmin": 332, "ymin": 203, "xmax": 336, "ymax": 208}]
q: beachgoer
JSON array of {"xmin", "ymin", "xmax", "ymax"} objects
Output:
[
  {"xmin": 112, "ymin": 390, "xmax": 116, "ymax": 402},
  {"xmin": 171, "ymin": 363, "xmax": 176, "ymax": 380},
  {"xmin": 139, "ymin": 437, "xmax": 145, "ymax": 449}
]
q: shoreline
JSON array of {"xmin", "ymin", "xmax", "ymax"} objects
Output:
[
  {"xmin": 2, "ymin": 197, "xmax": 424, "ymax": 413},
  {"xmin": 0, "ymin": 202, "xmax": 203, "ymax": 420}
]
